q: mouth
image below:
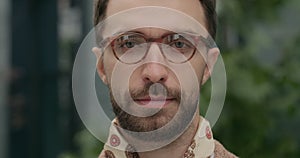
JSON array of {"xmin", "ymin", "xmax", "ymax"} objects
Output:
[{"xmin": 133, "ymin": 96, "xmax": 176, "ymax": 108}]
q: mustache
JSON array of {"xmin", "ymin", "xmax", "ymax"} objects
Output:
[{"xmin": 130, "ymin": 83, "xmax": 181, "ymax": 102}]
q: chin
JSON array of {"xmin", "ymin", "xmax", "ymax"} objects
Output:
[{"xmin": 118, "ymin": 107, "xmax": 177, "ymax": 132}]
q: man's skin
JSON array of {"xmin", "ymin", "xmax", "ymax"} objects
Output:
[{"xmin": 93, "ymin": 0, "xmax": 219, "ymax": 157}]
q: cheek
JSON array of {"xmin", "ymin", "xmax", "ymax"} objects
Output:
[
  {"xmin": 128, "ymin": 67, "xmax": 144, "ymax": 90},
  {"xmin": 190, "ymin": 54, "xmax": 207, "ymax": 83}
]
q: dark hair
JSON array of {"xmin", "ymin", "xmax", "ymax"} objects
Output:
[{"xmin": 94, "ymin": 0, "xmax": 217, "ymax": 39}]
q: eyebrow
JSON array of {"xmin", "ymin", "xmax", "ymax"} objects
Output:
[
  {"xmin": 119, "ymin": 30, "xmax": 202, "ymax": 39},
  {"xmin": 128, "ymin": 30, "xmax": 175, "ymax": 38},
  {"xmin": 107, "ymin": 26, "xmax": 202, "ymax": 37}
]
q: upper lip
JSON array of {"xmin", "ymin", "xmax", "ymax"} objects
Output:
[{"xmin": 134, "ymin": 96, "xmax": 175, "ymax": 101}]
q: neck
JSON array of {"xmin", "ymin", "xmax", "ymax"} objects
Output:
[{"xmin": 138, "ymin": 115, "xmax": 201, "ymax": 158}]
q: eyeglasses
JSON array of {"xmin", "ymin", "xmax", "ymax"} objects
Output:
[{"xmin": 100, "ymin": 32, "xmax": 216, "ymax": 64}]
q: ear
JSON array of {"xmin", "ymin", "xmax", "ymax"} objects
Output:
[
  {"xmin": 201, "ymin": 48, "xmax": 220, "ymax": 85},
  {"xmin": 92, "ymin": 47, "xmax": 108, "ymax": 85}
]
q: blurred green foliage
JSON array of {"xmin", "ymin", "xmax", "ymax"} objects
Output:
[
  {"xmin": 62, "ymin": 0, "xmax": 300, "ymax": 157},
  {"xmin": 213, "ymin": 0, "xmax": 300, "ymax": 157}
]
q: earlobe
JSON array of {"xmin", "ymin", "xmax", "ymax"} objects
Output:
[
  {"xmin": 92, "ymin": 47, "xmax": 108, "ymax": 85},
  {"xmin": 92, "ymin": 47, "xmax": 102, "ymax": 59},
  {"xmin": 201, "ymin": 48, "xmax": 220, "ymax": 85}
]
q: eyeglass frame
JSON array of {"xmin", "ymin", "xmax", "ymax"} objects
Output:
[{"xmin": 98, "ymin": 31, "xmax": 217, "ymax": 64}]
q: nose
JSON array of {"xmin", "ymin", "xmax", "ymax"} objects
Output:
[
  {"xmin": 141, "ymin": 43, "xmax": 168, "ymax": 83},
  {"xmin": 141, "ymin": 63, "xmax": 168, "ymax": 83}
]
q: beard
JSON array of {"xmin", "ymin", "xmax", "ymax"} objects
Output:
[
  {"xmin": 110, "ymin": 82, "xmax": 180, "ymax": 132},
  {"xmin": 108, "ymin": 82, "xmax": 199, "ymax": 149}
]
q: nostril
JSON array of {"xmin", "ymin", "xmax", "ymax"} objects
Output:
[
  {"xmin": 143, "ymin": 76, "xmax": 152, "ymax": 83},
  {"xmin": 144, "ymin": 77, "xmax": 150, "ymax": 82},
  {"xmin": 159, "ymin": 77, "xmax": 165, "ymax": 82},
  {"xmin": 143, "ymin": 75, "xmax": 166, "ymax": 83},
  {"xmin": 141, "ymin": 63, "xmax": 169, "ymax": 83}
]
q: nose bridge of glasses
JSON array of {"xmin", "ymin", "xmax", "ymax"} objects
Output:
[{"xmin": 143, "ymin": 42, "xmax": 166, "ymax": 63}]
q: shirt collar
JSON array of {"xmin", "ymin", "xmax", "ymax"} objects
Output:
[{"xmin": 103, "ymin": 116, "xmax": 215, "ymax": 158}]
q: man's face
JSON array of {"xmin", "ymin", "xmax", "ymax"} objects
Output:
[{"xmin": 96, "ymin": 0, "xmax": 218, "ymax": 134}]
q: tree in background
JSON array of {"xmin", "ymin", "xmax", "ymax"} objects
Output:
[{"xmin": 213, "ymin": 0, "xmax": 300, "ymax": 157}]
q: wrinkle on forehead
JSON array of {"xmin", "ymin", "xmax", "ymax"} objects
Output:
[
  {"xmin": 106, "ymin": 0, "xmax": 206, "ymax": 28},
  {"xmin": 98, "ymin": 6, "xmax": 209, "ymax": 40}
]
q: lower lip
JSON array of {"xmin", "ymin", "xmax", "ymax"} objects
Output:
[{"xmin": 135, "ymin": 99, "xmax": 175, "ymax": 108}]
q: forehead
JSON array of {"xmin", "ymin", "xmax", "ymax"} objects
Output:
[{"xmin": 106, "ymin": 0, "xmax": 207, "ymax": 28}]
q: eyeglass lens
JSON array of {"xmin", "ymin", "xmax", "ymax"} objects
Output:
[{"xmin": 112, "ymin": 33, "xmax": 197, "ymax": 64}]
